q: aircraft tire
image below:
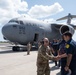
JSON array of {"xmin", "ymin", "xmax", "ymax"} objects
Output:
[{"xmin": 12, "ymin": 46, "xmax": 20, "ymax": 51}]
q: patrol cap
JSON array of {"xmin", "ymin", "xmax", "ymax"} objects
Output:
[{"xmin": 62, "ymin": 31, "xmax": 72, "ymax": 37}]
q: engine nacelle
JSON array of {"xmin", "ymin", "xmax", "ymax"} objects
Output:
[{"xmin": 60, "ymin": 25, "xmax": 75, "ymax": 35}]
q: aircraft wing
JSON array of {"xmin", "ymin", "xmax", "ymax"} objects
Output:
[
  {"xmin": 72, "ymin": 15, "xmax": 76, "ymax": 18},
  {"xmin": 54, "ymin": 23, "xmax": 76, "ymax": 30},
  {"xmin": 56, "ymin": 16, "xmax": 68, "ymax": 21},
  {"xmin": 57, "ymin": 15, "xmax": 76, "ymax": 21},
  {"xmin": 51, "ymin": 23, "xmax": 65, "ymax": 30},
  {"xmin": 70, "ymin": 24, "xmax": 76, "ymax": 29},
  {"xmin": 73, "ymin": 25, "xmax": 76, "ymax": 29},
  {"xmin": 52, "ymin": 23, "xmax": 75, "ymax": 36}
]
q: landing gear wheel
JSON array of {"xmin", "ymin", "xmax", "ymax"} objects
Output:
[{"xmin": 12, "ymin": 46, "xmax": 20, "ymax": 51}]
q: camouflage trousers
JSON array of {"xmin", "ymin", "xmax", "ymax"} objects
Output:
[
  {"xmin": 37, "ymin": 63, "xmax": 50, "ymax": 75},
  {"xmin": 27, "ymin": 49, "xmax": 30, "ymax": 55}
]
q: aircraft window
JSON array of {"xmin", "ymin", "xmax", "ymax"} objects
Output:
[
  {"xmin": 9, "ymin": 20, "xmax": 13, "ymax": 22},
  {"xmin": 13, "ymin": 25, "xmax": 17, "ymax": 28},
  {"xmin": 20, "ymin": 21, "xmax": 24, "ymax": 25},
  {"xmin": 15, "ymin": 21, "xmax": 19, "ymax": 23},
  {"xmin": 9, "ymin": 20, "xmax": 19, "ymax": 24}
]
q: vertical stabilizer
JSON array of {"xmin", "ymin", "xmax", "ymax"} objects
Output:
[{"xmin": 56, "ymin": 13, "xmax": 76, "ymax": 24}]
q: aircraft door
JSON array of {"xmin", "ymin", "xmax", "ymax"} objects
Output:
[{"xmin": 33, "ymin": 33, "xmax": 39, "ymax": 42}]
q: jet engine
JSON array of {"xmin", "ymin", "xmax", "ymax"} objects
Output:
[{"xmin": 60, "ymin": 25, "xmax": 75, "ymax": 35}]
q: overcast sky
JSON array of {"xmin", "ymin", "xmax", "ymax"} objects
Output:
[{"xmin": 0, "ymin": 0, "xmax": 76, "ymax": 41}]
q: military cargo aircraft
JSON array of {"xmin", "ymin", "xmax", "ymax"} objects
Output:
[{"xmin": 2, "ymin": 13, "xmax": 76, "ymax": 51}]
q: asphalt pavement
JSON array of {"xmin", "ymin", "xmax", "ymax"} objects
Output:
[{"xmin": 0, "ymin": 43, "xmax": 60, "ymax": 75}]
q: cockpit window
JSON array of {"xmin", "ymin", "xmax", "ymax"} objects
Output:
[
  {"xmin": 20, "ymin": 21, "xmax": 24, "ymax": 25},
  {"xmin": 15, "ymin": 21, "xmax": 19, "ymax": 23},
  {"xmin": 9, "ymin": 20, "xmax": 24, "ymax": 25},
  {"xmin": 9, "ymin": 20, "xmax": 19, "ymax": 23}
]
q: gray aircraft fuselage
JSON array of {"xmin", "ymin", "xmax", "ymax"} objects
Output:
[{"xmin": 2, "ymin": 17, "xmax": 75, "ymax": 45}]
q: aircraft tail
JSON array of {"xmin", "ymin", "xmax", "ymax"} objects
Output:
[{"xmin": 56, "ymin": 13, "xmax": 76, "ymax": 24}]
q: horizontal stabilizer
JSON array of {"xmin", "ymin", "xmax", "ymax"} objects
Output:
[
  {"xmin": 56, "ymin": 13, "xmax": 76, "ymax": 21},
  {"xmin": 56, "ymin": 13, "xmax": 76, "ymax": 24},
  {"xmin": 56, "ymin": 16, "xmax": 68, "ymax": 21},
  {"xmin": 72, "ymin": 15, "xmax": 76, "ymax": 18},
  {"xmin": 70, "ymin": 24, "xmax": 76, "ymax": 30}
]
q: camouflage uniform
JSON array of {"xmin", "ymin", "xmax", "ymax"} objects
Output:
[
  {"xmin": 37, "ymin": 45, "xmax": 54, "ymax": 75},
  {"xmin": 27, "ymin": 42, "xmax": 32, "ymax": 55}
]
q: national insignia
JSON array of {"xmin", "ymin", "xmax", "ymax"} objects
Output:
[{"xmin": 65, "ymin": 44, "xmax": 70, "ymax": 48}]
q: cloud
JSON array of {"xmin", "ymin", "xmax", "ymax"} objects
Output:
[
  {"xmin": 71, "ymin": 19, "xmax": 76, "ymax": 25},
  {"xmin": 0, "ymin": 0, "xmax": 64, "ymax": 26},
  {"xmin": 28, "ymin": 2, "xmax": 64, "ymax": 18},
  {"xmin": 72, "ymin": 19, "xmax": 76, "ymax": 41},
  {"xmin": 0, "ymin": 0, "xmax": 28, "ymax": 25}
]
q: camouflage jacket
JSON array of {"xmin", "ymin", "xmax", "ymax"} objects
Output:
[{"xmin": 37, "ymin": 45, "xmax": 54, "ymax": 65}]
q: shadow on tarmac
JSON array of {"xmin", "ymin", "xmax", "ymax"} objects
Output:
[
  {"xmin": 50, "ymin": 65, "xmax": 61, "ymax": 75},
  {"xmin": 56, "ymin": 71, "xmax": 61, "ymax": 75},
  {"xmin": 50, "ymin": 66, "xmax": 60, "ymax": 71},
  {"xmin": 0, "ymin": 50, "xmax": 24, "ymax": 54},
  {"xmin": 0, "ymin": 47, "xmax": 38, "ymax": 54}
]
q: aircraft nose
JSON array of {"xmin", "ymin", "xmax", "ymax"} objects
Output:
[
  {"xmin": 2, "ymin": 24, "xmax": 11, "ymax": 39},
  {"xmin": 2, "ymin": 23, "xmax": 17, "ymax": 41}
]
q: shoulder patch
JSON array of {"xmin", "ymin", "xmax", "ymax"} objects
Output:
[{"xmin": 65, "ymin": 44, "xmax": 70, "ymax": 48}]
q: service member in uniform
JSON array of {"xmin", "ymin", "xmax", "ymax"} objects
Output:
[
  {"xmin": 37, "ymin": 37, "xmax": 59, "ymax": 75},
  {"xmin": 59, "ymin": 31, "xmax": 76, "ymax": 75},
  {"xmin": 27, "ymin": 42, "xmax": 32, "ymax": 55}
]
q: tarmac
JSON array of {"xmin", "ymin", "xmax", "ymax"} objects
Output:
[{"xmin": 0, "ymin": 43, "xmax": 60, "ymax": 75}]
